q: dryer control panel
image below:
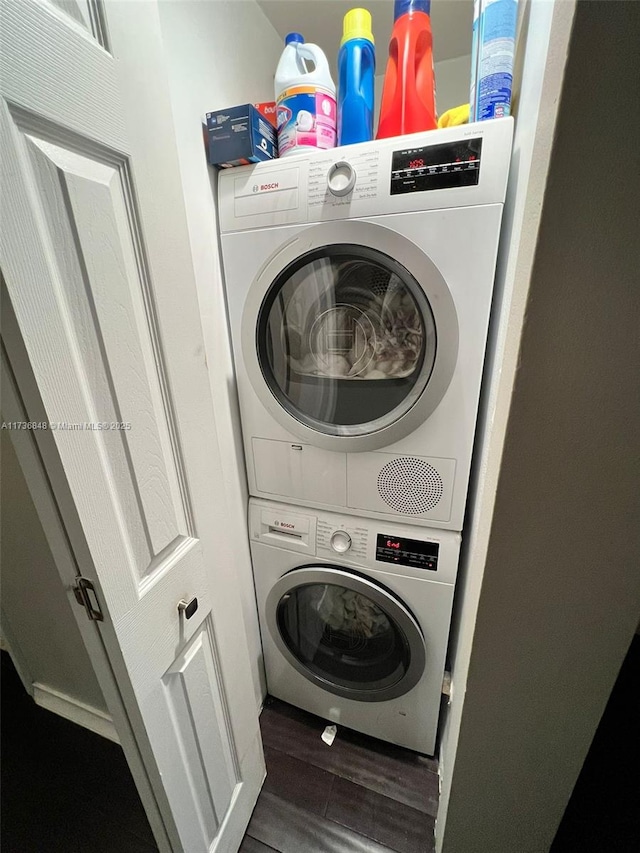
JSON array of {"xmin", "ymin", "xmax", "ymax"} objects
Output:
[
  {"xmin": 390, "ymin": 138, "xmax": 482, "ymax": 195},
  {"xmin": 218, "ymin": 118, "xmax": 513, "ymax": 235}
]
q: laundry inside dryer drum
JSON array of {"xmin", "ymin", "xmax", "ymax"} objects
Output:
[{"xmin": 257, "ymin": 246, "xmax": 437, "ymax": 436}]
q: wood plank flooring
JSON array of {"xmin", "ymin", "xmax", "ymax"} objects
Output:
[{"xmin": 241, "ymin": 697, "xmax": 439, "ymax": 853}]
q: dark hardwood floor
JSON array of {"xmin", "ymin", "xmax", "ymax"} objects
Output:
[
  {"xmin": 242, "ymin": 697, "xmax": 439, "ymax": 853},
  {"xmin": 2, "ymin": 639, "xmax": 639, "ymax": 852}
]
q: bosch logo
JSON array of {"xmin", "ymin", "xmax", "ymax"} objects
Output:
[
  {"xmin": 261, "ymin": 182, "xmax": 279, "ymax": 191},
  {"xmin": 252, "ymin": 184, "xmax": 259, "ymax": 193},
  {"xmin": 275, "ymin": 521, "xmax": 294, "ymax": 529}
]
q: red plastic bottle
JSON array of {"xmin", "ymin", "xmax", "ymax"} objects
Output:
[{"xmin": 377, "ymin": 0, "xmax": 437, "ymax": 139}]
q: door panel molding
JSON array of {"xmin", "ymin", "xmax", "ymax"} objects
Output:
[
  {"xmin": 0, "ymin": 0, "xmax": 122, "ymax": 149},
  {"xmin": 6, "ymin": 106, "xmax": 197, "ymax": 589},
  {"xmin": 47, "ymin": 0, "xmax": 109, "ymax": 50},
  {"xmin": 163, "ymin": 620, "xmax": 239, "ymax": 846}
]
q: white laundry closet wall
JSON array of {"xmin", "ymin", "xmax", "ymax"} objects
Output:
[{"xmin": 156, "ymin": 0, "xmax": 284, "ymax": 709}]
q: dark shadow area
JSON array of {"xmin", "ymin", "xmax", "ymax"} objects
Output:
[
  {"xmin": 0, "ymin": 651, "xmax": 157, "ymax": 852},
  {"xmin": 552, "ymin": 635, "xmax": 640, "ymax": 852}
]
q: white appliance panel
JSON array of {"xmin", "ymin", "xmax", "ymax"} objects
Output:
[
  {"xmin": 347, "ymin": 452, "xmax": 456, "ymax": 522},
  {"xmin": 252, "ymin": 437, "xmax": 347, "ymax": 506}
]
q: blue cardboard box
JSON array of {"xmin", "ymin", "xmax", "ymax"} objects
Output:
[{"xmin": 206, "ymin": 103, "xmax": 278, "ymax": 168}]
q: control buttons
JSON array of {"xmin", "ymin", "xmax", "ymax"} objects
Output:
[
  {"xmin": 327, "ymin": 161, "xmax": 356, "ymax": 196},
  {"xmin": 330, "ymin": 530, "xmax": 352, "ymax": 553}
]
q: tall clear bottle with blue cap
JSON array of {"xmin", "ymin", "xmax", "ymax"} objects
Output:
[
  {"xmin": 337, "ymin": 9, "xmax": 376, "ymax": 146},
  {"xmin": 274, "ymin": 32, "xmax": 337, "ymax": 157}
]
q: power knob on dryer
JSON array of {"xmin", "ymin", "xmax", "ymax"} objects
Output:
[
  {"xmin": 327, "ymin": 161, "xmax": 356, "ymax": 197},
  {"xmin": 330, "ymin": 530, "xmax": 352, "ymax": 553}
]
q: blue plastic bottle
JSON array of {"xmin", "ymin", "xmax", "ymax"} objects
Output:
[
  {"xmin": 337, "ymin": 9, "xmax": 375, "ymax": 146},
  {"xmin": 470, "ymin": 0, "xmax": 518, "ymax": 121}
]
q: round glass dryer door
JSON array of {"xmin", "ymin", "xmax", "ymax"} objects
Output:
[
  {"xmin": 266, "ymin": 567, "xmax": 426, "ymax": 702},
  {"xmin": 257, "ymin": 246, "xmax": 437, "ymax": 437}
]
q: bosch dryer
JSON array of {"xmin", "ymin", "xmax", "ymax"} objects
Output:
[{"xmin": 218, "ymin": 119, "xmax": 513, "ymax": 530}]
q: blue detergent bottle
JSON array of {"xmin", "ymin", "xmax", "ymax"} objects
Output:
[{"xmin": 337, "ymin": 8, "xmax": 376, "ymax": 146}]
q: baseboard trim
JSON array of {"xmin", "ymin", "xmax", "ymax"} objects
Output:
[{"xmin": 33, "ymin": 682, "xmax": 120, "ymax": 744}]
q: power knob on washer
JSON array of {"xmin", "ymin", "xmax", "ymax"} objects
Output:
[
  {"xmin": 327, "ymin": 161, "xmax": 356, "ymax": 197},
  {"xmin": 330, "ymin": 530, "xmax": 352, "ymax": 553}
]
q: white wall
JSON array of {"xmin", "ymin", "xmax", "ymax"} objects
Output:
[
  {"xmin": 438, "ymin": 0, "xmax": 640, "ymax": 849},
  {"xmin": 156, "ymin": 0, "xmax": 284, "ymax": 709},
  {"xmin": 434, "ymin": 53, "xmax": 471, "ymax": 115},
  {"xmin": 1, "ymin": 429, "xmax": 109, "ymax": 717}
]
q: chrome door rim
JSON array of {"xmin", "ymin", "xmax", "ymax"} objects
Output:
[
  {"xmin": 241, "ymin": 220, "xmax": 459, "ymax": 452},
  {"xmin": 266, "ymin": 566, "xmax": 427, "ymax": 702}
]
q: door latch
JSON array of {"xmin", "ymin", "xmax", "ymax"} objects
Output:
[
  {"xmin": 178, "ymin": 597, "xmax": 198, "ymax": 620},
  {"xmin": 72, "ymin": 576, "xmax": 104, "ymax": 622}
]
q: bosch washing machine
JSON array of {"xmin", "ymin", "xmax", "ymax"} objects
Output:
[
  {"xmin": 218, "ymin": 118, "xmax": 513, "ymax": 531},
  {"xmin": 249, "ymin": 498, "xmax": 461, "ymax": 754}
]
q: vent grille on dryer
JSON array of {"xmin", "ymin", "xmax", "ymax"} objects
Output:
[{"xmin": 377, "ymin": 457, "xmax": 444, "ymax": 514}]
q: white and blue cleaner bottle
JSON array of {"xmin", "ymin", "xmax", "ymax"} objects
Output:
[
  {"xmin": 470, "ymin": 0, "xmax": 518, "ymax": 121},
  {"xmin": 275, "ymin": 32, "xmax": 337, "ymax": 157}
]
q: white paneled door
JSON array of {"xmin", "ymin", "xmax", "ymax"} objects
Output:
[{"xmin": 0, "ymin": 1, "xmax": 264, "ymax": 851}]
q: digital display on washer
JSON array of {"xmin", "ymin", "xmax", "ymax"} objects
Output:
[
  {"xmin": 376, "ymin": 534, "xmax": 439, "ymax": 570},
  {"xmin": 390, "ymin": 137, "xmax": 482, "ymax": 194}
]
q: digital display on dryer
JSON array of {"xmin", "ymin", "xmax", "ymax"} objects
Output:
[
  {"xmin": 376, "ymin": 534, "xmax": 439, "ymax": 570},
  {"xmin": 390, "ymin": 137, "xmax": 482, "ymax": 194}
]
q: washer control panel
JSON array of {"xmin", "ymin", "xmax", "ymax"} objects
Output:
[
  {"xmin": 375, "ymin": 534, "xmax": 439, "ymax": 571},
  {"xmin": 317, "ymin": 517, "xmax": 368, "ymax": 559},
  {"xmin": 330, "ymin": 530, "xmax": 352, "ymax": 552},
  {"xmin": 249, "ymin": 499, "xmax": 460, "ymax": 585}
]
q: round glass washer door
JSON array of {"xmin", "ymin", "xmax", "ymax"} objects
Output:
[
  {"xmin": 266, "ymin": 566, "xmax": 426, "ymax": 702},
  {"xmin": 242, "ymin": 220, "xmax": 459, "ymax": 453}
]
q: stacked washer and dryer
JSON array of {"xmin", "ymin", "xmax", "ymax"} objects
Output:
[{"xmin": 218, "ymin": 118, "xmax": 513, "ymax": 755}]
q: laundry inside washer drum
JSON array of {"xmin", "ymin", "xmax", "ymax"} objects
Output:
[{"xmin": 277, "ymin": 582, "xmax": 411, "ymax": 688}]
